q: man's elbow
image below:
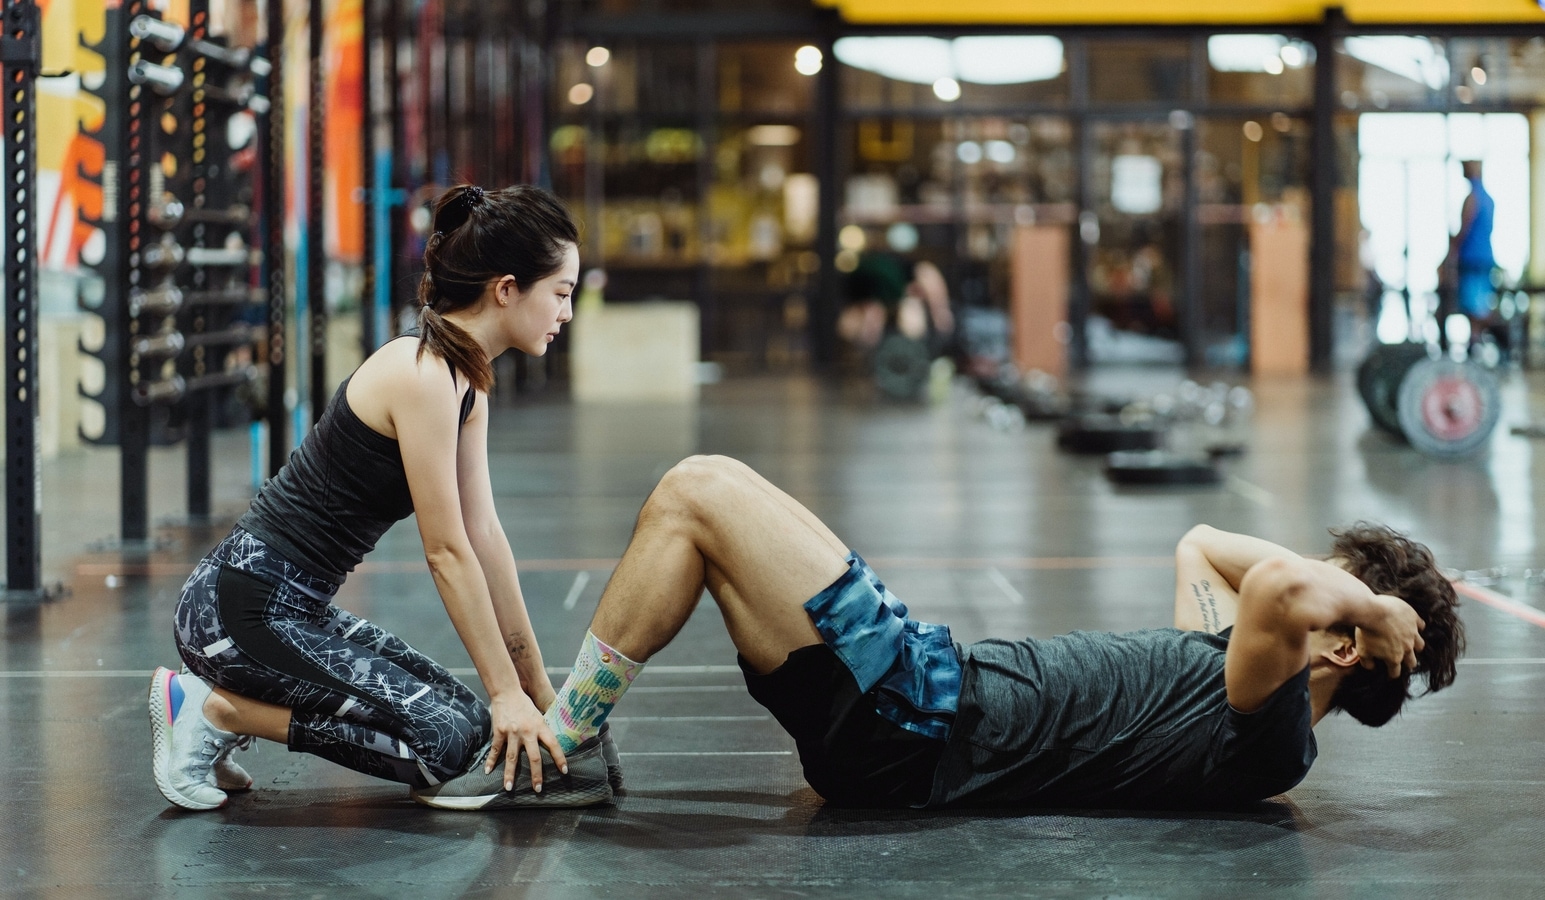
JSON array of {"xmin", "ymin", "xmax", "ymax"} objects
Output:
[
  {"xmin": 1178, "ymin": 524, "xmax": 1217, "ymax": 552},
  {"xmin": 1239, "ymin": 557, "xmax": 1313, "ymax": 607}
]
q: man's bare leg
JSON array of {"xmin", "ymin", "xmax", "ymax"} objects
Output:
[
  {"xmin": 544, "ymin": 455, "xmax": 855, "ymax": 751},
  {"xmin": 591, "ymin": 455, "xmax": 851, "ymax": 672}
]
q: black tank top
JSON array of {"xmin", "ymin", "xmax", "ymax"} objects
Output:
[{"xmin": 237, "ymin": 358, "xmax": 475, "ymax": 583}]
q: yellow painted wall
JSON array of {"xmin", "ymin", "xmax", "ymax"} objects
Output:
[{"xmin": 817, "ymin": 0, "xmax": 1545, "ymax": 25}]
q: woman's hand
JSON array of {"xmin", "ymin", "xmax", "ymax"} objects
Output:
[{"xmin": 485, "ymin": 690, "xmax": 568, "ymax": 792}]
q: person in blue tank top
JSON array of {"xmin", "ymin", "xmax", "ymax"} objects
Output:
[
  {"xmin": 149, "ymin": 185, "xmax": 619, "ymax": 812},
  {"xmin": 533, "ymin": 456, "xmax": 1464, "ymax": 810},
  {"xmin": 1443, "ymin": 160, "xmax": 1498, "ymax": 325}
]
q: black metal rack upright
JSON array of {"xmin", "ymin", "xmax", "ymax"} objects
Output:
[
  {"xmin": 3, "ymin": 0, "xmax": 43, "ymax": 598},
  {"xmin": 115, "ymin": 0, "xmax": 157, "ymax": 544},
  {"xmin": 262, "ymin": 0, "xmax": 288, "ymax": 478},
  {"xmin": 307, "ymin": 0, "xmax": 327, "ymax": 423}
]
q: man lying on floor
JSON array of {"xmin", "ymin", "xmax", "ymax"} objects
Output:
[{"xmin": 413, "ymin": 455, "xmax": 1465, "ymax": 810}]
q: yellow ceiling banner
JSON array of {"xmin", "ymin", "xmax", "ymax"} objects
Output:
[{"xmin": 815, "ymin": 0, "xmax": 1545, "ymax": 26}]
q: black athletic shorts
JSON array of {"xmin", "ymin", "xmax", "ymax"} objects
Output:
[{"xmin": 740, "ymin": 644, "xmax": 945, "ymax": 808}]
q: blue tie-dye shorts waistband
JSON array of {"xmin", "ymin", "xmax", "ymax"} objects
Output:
[{"xmin": 803, "ymin": 552, "xmax": 961, "ymax": 740}]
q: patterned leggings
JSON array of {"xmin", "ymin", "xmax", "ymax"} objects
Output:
[{"xmin": 175, "ymin": 528, "xmax": 491, "ymax": 787}]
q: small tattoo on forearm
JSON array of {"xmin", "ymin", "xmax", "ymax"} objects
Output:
[
  {"xmin": 1192, "ymin": 580, "xmax": 1221, "ymax": 632},
  {"xmin": 506, "ymin": 632, "xmax": 531, "ymax": 661}
]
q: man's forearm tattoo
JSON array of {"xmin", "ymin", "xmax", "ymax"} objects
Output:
[
  {"xmin": 1192, "ymin": 580, "xmax": 1221, "ymax": 632},
  {"xmin": 506, "ymin": 631, "xmax": 532, "ymax": 661}
]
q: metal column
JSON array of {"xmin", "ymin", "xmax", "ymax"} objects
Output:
[
  {"xmin": 3, "ymin": 0, "xmax": 43, "ymax": 598},
  {"xmin": 307, "ymin": 0, "xmax": 327, "ymax": 420},
  {"xmin": 811, "ymin": 29, "xmax": 839, "ymax": 368},
  {"xmin": 118, "ymin": 0, "xmax": 156, "ymax": 544},
  {"xmin": 361, "ymin": 0, "xmax": 378, "ymax": 355},
  {"xmin": 263, "ymin": 0, "xmax": 289, "ymax": 476},
  {"xmin": 1309, "ymin": 8, "xmax": 1342, "ymax": 372}
]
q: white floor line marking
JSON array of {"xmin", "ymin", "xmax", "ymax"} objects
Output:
[
  {"xmin": 625, "ymin": 685, "xmax": 746, "ymax": 693},
  {"xmin": 610, "ymin": 715, "xmax": 771, "ymax": 722},
  {"xmin": 561, "ymin": 571, "xmax": 591, "ymax": 611},
  {"xmin": 1225, "ymin": 476, "xmax": 1275, "ymax": 507},
  {"xmin": 1457, "ymin": 658, "xmax": 1545, "ymax": 665},
  {"xmin": 540, "ymin": 664, "xmax": 744, "ymax": 676},
  {"xmin": 985, "ymin": 567, "xmax": 1024, "ymax": 605},
  {"xmin": 618, "ymin": 751, "xmax": 793, "ymax": 757}
]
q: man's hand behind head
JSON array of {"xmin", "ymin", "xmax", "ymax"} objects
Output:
[{"xmin": 1354, "ymin": 595, "xmax": 1426, "ymax": 680}]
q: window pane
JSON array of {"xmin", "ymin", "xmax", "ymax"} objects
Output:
[
  {"xmin": 1205, "ymin": 35, "xmax": 1314, "ymax": 107},
  {"xmin": 1336, "ymin": 36, "xmax": 1448, "ymax": 110},
  {"xmin": 1449, "ymin": 37, "xmax": 1545, "ymax": 106},
  {"xmin": 1088, "ymin": 40, "xmax": 1190, "ymax": 105},
  {"xmin": 718, "ymin": 42, "xmax": 816, "ymax": 115}
]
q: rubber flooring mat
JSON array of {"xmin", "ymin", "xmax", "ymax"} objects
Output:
[{"xmin": 6, "ymin": 374, "xmax": 1545, "ymax": 897}]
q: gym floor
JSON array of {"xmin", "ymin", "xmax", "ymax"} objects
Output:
[{"xmin": 4, "ymin": 370, "xmax": 1545, "ymax": 897}]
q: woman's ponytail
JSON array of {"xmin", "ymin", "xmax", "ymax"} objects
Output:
[
  {"xmin": 415, "ymin": 189, "xmax": 495, "ymax": 392},
  {"xmin": 413, "ymin": 183, "xmax": 579, "ymax": 393}
]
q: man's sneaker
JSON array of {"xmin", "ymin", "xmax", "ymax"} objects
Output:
[
  {"xmin": 148, "ymin": 666, "xmax": 239, "ymax": 810},
  {"xmin": 598, "ymin": 722, "xmax": 625, "ymax": 797},
  {"xmin": 181, "ymin": 666, "xmax": 253, "ymax": 791},
  {"xmin": 409, "ymin": 736, "xmax": 613, "ymax": 810}
]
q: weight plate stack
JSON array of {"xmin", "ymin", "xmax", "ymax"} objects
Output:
[
  {"xmin": 1104, "ymin": 451, "xmax": 1222, "ymax": 486},
  {"xmin": 1057, "ymin": 415, "xmax": 1166, "ymax": 454},
  {"xmin": 1395, "ymin": 358, "xmax": 1502, "ymax": 458},
  {"xmin": 1357, "ymin": 342, "xmax": 1432, "ymax": 436}
]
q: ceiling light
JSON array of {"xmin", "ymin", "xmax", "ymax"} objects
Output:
[
  {"xmin": 795, "ymin": 45, "xmax": 822, "ymax": 76},
  {"xmin": 1208, "ymin": 35, "xmax": 1287, "ymax": 72},
  {"xmin": 586, "ymin": 47, "xmax": 610, "ymax": 67},
  {"xmin": 933, "ymin": 77, "xmax": 961, "ymax": 102},
  {"xmin": 832, "ymin": 36, "xmax": 1063, "ymax": 86},
  {"xmin": 1343, "ymin": 36, "xmax": 1450, "ymax": 91},
  {"xmin": 568, "ymin": 83, "xmax": 593, "ymax": 105}
]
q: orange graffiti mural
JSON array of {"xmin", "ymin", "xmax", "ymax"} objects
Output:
[
  {"xmin": 44, "ymin": 135, "xmax": 105, "ymax": 269},
  {"xmin": 326, "ymin": 0, "xmax": 363, "ymax": 262}
]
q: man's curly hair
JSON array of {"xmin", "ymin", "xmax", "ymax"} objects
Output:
[{"xmin": 1328, "ymin": 523, "xmax": 1465, "ymax": 726}]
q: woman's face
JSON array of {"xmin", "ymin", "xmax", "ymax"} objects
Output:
[{"xmin": 506, "ymin": 243, "xmax": 579, "ymax": 356}]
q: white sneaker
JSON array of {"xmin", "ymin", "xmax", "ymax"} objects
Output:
[
  {"xmin": 210, "ymin": 735, "xmax": 255, "ymax": 792},
  {"xmin": 181, "ymin": 666, "xmax": 254, "ymax": 791},
  {"xmin": 148, "ymin": 667, "xmax": 238, "ymax": 810}
]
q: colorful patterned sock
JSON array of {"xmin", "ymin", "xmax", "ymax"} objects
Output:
[{"xmin": 544, "ymin": 631, "xmax": 644, "ymax": 753}]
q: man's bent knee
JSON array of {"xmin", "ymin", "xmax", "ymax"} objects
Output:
[{"xmin": 643, "ymin": 455, "xmax": 744, "ymax": 526}]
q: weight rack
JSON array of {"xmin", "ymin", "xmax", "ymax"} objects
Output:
[
  {"xmin": 3, "ymin": 0, "xmax": 43, "ymax": 599},
  {"xmin": 77, "ymin": 3, "xmax": 274, "ymax": 543}
]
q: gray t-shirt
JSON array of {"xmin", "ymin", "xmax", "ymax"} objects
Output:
[{"xmin": 928, "ymin": 627, "xmax": 1316, "ymax": 809}]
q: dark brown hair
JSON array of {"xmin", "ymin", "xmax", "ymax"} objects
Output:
[
  {"xmin": 417, "ymin": 184, "xmax": 579, "ymax": 392},
  {"xmin": 1328, "ymin": 523, "xmax": 1465, "ymax": 726}
]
